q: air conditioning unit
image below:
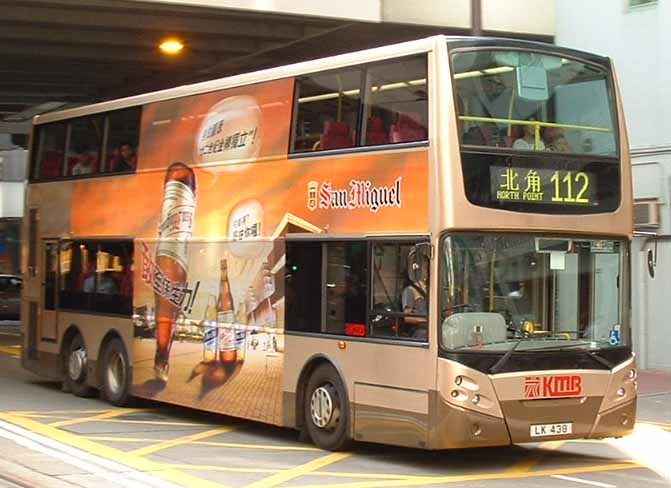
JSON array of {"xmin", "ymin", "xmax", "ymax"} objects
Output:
[{"xmin": 633, "ymin": 200, "xmax": 660, "ymax": 228}]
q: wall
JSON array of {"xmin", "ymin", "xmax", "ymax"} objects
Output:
[{"xmin": 556, "ymin": 0, "xmax": 671, "ymax": 369}]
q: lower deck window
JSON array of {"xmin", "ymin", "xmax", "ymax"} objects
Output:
[
  {"xmin": 286, "ymin": 239, "xmax": 429, "ymax": 342},
  {"xmin": 59, "ymin": 240, "xmax": 133, "ymax": 316}
]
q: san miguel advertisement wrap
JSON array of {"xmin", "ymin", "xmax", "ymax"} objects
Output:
[{"xmin": 70, "ymin": 78, "xmax": 429, "ymax": 425}]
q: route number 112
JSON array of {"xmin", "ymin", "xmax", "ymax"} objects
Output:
[{"xmin": 550, "ymin": 171, "xmax": 590, "ymax": 204}]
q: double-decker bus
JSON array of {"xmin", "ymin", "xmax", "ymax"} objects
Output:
[{"xmin": 21, "ymin": 36, "xmax": 636, "ymax": 451}]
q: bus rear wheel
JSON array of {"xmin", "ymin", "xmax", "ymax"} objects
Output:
[
  {"xmin": 63, "ymin": 334, "xmax": 95, "ymax": 397},
  {"xmin": 304, "ymin": 364, "xmax": 350, "ymax": 451},
  {"xmin": 100, "ymin": 337, "xmax": 131, "ymax": 407}
]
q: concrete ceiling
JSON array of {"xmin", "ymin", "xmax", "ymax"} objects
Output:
[{"xmin": 0, "ymin": 0, "xmax": 460, "ymax": 128}]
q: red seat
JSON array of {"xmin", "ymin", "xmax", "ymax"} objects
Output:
[
  {"xmin": 365, "ymin": 117, "xmax": 388, "ymax": 145},
  {"xmin": 40, "ymin": 150, "xmax": 63, "ymax": 178},
  {"xmin": 320, "ymin": 120, "xmax": 353, "ymax": 150},
  {"xmin": 389, "ymin": 112, "xmax": 427, "ymax": 143}
]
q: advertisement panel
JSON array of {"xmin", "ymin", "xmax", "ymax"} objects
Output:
[{"xmin": 70, "ymin": 78, "xmax": 429, "ymax": 424}]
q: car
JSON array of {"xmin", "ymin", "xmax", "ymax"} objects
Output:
[{"xmin": 0, "ymin": 274, "xmax": 22, "ymax": 320}]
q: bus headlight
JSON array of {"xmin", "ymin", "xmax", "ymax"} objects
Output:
[
  {"xmin": 472, "ymin": 394, "xmax": 481, "ymax": 405},
  {"xmin": 627, "ymin": 369, "xmax": 637, "ymax": 380},
  {"xmin": 455, "ymin": 375, "xmax": 463, "ymax": 386},
  {"xmin": 616, "ymin": 387, "xmax": 626, "ymax": 397}
]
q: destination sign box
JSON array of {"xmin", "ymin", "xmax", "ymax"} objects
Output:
[{"xmin": 490, "ymin": 166, "xmax": 597, "ymax": 206}]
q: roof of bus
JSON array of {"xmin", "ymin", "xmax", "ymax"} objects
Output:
[{"xmin": 33, "ymin": 35, "xmax": 610, "ymax": 126}]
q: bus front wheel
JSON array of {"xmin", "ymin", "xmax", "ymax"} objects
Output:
[
  {"xmin": 63, "ymin": 334, "xmax": 95, "ymax": 397},
  {"xmin": 304, "ymin": 364, "xmax": 350, "ymax": 451},
  {"xmin": 100, "ymin": 337, "xmax": 131, "ymax": 407}
]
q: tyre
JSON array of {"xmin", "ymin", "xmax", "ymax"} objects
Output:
[
  {"xmin": 63, "ymin": 334, "xmax": 95, "ymax": 397},
  {"xmin": 100, "ymin": 337, "xmax": 132, "ymax": 406},
  {"xmin": 303, "ymin": 363, "xmax": 351, "ymax": 451}
]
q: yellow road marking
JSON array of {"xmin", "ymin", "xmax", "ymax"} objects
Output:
[
  {"xmin": 86, "ymin": 435, "xmax": 320, "ymax": 451},
  {"xmin": 16, "ymin": 414, "xmax": 73, "ymax": 420},
  {"xmin": 162, "ymin": 464, "xmax": 279, "ymax": 474},
  {"xmin": 639, "ymin": 420, "xmax": 671, "ymax": 429},
  {"xmin": 129, "ymin": 426, "xmax": 236, "ymax": 456},
  {"xmin": 506, "ymin": 440, "xmax": 565, "ymax": 472},
  {"xmin": 0, "ymin": 345, "xmax": 20, "ymax": 356},
  {"xmin": 165, "ymin": 463, "xmax": 437, "ymax": 480},
  {"xmin": 0, "ymin": 412, "xmax": 230, "ymax": 488},
  {"xmin": 291, "ymin": 461, "xmax": 642, "ymax": 488},
  {"xmin": 11, "ymin": 409, "xmax": 117, "ymax": 416},
  {"xmin": 93, "ymin": 418, "xmax": 219, "ymax": 427},
  {"xmin": 245, "ymin": 452, "xmax": 351, "ymax": 488},
  {"xmin": 49, "ymin": 408, "xmax": 142, "ymax": 428}
]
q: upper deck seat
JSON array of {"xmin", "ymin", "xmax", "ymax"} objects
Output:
[
  {"xmin": 365, "ymin": 117, "xmax": 389, "ymax": 145},
  {"xmin": 389, "ymin": 112, "xmax": 427, "ymax": 143},
  {"xmin": 320, "ymin": 120, "xmax": 353, "ymax": 150}
]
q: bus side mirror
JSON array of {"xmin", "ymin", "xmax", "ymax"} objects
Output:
[{"xmin": 647, "ymin": 248, "xmax": 656, "ymax": 279}]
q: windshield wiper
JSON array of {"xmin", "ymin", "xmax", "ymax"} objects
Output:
[{"xmin": 489, "ymin": 338, "xmax": 524, "ymax": 374}]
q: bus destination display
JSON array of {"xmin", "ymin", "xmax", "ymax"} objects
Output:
[{"xmin": 490, "ymin": 166, "xmax": 597, "ymax": 206}]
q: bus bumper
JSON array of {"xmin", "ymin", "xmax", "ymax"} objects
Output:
[{"xmin": 428, "ymin": 391, "xmax": 511, "ymax": 449}]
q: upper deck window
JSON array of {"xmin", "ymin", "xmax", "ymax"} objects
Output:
[
  {"xmin": 33, "ymin": 122, "xmax": 67, "ymax": 180},
  {"xmin": 291, "ymin": 54, "xmax": 428, "ymax": 154},
  {"xmin": 453, "ymin": 50, "xmax": 617, "ymax": 157},
  {"xmin": 292, "ymin": 68, "xmax": 362, "ymax": 153},
  {"xmin": 67, "ymin": 115, "xmax": 104, "ymax": 176},
  {"xmin": 31, "ymin": 107, "xmax": 141, "ymax": 182}
]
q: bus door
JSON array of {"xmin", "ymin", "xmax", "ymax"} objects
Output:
[{"xmin": 40, "ymin": 240, "xmax": 59, "ymax": 342}]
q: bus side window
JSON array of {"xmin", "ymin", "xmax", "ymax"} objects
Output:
[
  {"xmin": 286, "ymin": 240, "xmax": 367, "ymax": 337},
  {"xmin": 370, "ymin": 241, "xmax": 429, "ymax": 341},
  {"xmin": 67, "ymin": 115, "xmax": 104, "ymax": 177},
  {"xmin": 33, "ymin": 122, "xmax": 67, "ymax": 180},
  {"xmin": 105, "ymin": 107, "xmax": 141, "ymax": 173},
  {"xmin": 363, "ymin": 55, "xmax": 428, "ymax": 147},
  {"xmin": 291, "ymin": 69, "xmax": 362, "ymax": 153}
]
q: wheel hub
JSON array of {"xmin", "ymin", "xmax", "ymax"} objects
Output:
[
  {"xmin": 106, "ymin": 351, "xmax": 125, "ymax": 395},
  {"xmin": 68, "ymin": 348, "xmax": 86, "ymax": 382},
  {"xmin": 310, "ymin": 385, "xmax": 340, "ymax": 430}
]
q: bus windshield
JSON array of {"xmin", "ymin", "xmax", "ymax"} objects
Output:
[
  {"xmin": 453, "ymin": 49, "xmax": 617, "ymax": 157},
  {"xmin": 440, "ymin": 234, "xmax": 628, "ymax": 352}
]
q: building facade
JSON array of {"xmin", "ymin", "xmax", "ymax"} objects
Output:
[{"xmin": 556, "ymin": 0, "xmax": 670, "ymax": 369}]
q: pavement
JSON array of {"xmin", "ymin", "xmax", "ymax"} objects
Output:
[{"xmin": 0, "ymin": 321, "xmax": 669, "ymax": 488}]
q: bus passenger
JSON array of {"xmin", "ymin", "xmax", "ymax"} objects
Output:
[
  {"xmin": 71, "ymin": 148, "xmax": 97, "ymax": 175},
  {"xmin": 513, "ymin": 118, "xmax": 545, "ymax": 150},
  {"xmin": 113, "ymin": 142, "xmax": 137, "ymax": 172}
]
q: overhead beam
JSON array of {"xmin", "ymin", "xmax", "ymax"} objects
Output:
[
  {"xmin": 1, "ymin": 2, "xmax": 310, "ymax": 40},
  {"xmin": 0, "ymin": 41, "xmax": 220, "ymax": 65},
  {"xmin": 0, "ymin": 22, "xmax": 267, "ymax": 54}
]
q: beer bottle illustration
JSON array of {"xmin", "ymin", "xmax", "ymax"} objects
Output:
[
  {"xmin": 217, "ymin": 259, "xmax": 241, "ymax": 377},
  {"xmin": 235, "ymin": 300, "xmax": 248, "ymax": 363},
  {"xmin": 153, "ymin": 161, "xmax": 196, "ymax": 382},
  {"xmin": 202, "ymin": 294, "xmax": 218, "ymax": 362}
]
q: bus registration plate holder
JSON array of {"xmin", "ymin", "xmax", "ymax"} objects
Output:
[{"xmin": 530, "ymin": 422, "xmax": 572, "ymax": 437}]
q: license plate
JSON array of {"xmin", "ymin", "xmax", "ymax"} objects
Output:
[{"xmin": 530, "ymin": 422, "xmax": 573, "ymax": 437}]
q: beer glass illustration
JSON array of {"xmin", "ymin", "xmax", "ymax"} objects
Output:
[{"xmin": 153, "ymin": 161, "xmax": 196, "ymax": 382}]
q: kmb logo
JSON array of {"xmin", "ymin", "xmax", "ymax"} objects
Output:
[{"xmin": 524, "ymin": 375, "xmax": 583, "ymax": 399}]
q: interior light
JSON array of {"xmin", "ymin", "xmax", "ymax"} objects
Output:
[{"xmin": 159, "ymin": 38, "xmax": 184, "ymax": 55}]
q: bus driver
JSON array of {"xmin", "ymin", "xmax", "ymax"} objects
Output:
[{"xmin": 402, "ymin": 246, "xmax": 429, "ymax": 339}]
